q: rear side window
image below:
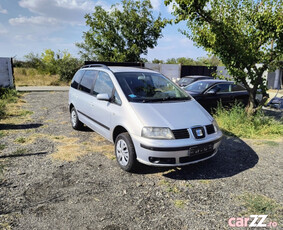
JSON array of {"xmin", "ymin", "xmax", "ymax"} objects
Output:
[
  {"xmin": 231, "ymin": 84, "xmax": 246, "ymax": 92},
  {"xmin": 71, "ymin": 70, "xmax": 84, "ymax": 89},
  {"xmin": 211, "ymin": 83, "xmax": 231, "ymax": 93},
  {"xmin": 79, "ymin": 70, "xmax": 97, "ymax": 93},
  {"xmin": 93, "ymin": 71, "xmax": 114, "ymax": 96}
]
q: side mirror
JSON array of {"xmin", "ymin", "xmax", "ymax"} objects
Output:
[
  {"xmin": 206, "ymin": 89, "xmax": 217, "ymax": 95},
  {"xmin": 97, "ymin": 93, "xmax": 110, "ymax": 101}
]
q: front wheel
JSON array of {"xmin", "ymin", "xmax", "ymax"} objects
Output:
[
  {"xmin": 115, "ymin": 132, "xmax": 137, "ymax": 172},
  {"xmin": 70, "ymin": 107, "xmax": 84, "ymax": 130}
]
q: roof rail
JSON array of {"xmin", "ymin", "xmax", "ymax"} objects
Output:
[{"xmin": 81, "ymin": 64, "xmax": 110, "ymax": 70}]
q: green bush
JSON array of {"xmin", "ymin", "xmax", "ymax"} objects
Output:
[
  {"xmin": 57, "ymin": 57, "xmax": 82, "ymax": 82},
  {"xmin": 23, "ymin": 50, "xmax": 82, "ymax": 82},
  {"xmin": 213, "ymin": 102, "xmax": 283, "ymax": 139}
]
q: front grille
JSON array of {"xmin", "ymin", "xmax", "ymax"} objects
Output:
[
  {"xmin": 205, "ymin": 124, "xmax": 215, "ymax": 134},
  {"xmin": 172, "ymin": 129, "xmax": 190, "ymax": 139}
]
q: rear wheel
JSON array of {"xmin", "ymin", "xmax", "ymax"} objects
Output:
[
  {"xmin": 115, "ymin": 132, "xmax": 137, "ymax": 172},
  {"xmin": 70, "ymin": 107, "xmax": 83, "ymax": 130}
]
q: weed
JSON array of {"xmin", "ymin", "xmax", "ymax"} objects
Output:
[
  {"xmin": 239, "ymin": 193, "xmax": 283, "ymax": 220},
  {"xmin": 0, "ymin": 144, "xmax": 5, "ymax": 151},
  {"xmin": 159, "ymin": 179, "xmax": 180, "ymax": 193},
  {"xmin": 0, "ymin": 88, "xmax": 19, "ymax": 118},
  {"xmin": 0, "ymin": 131, "xmax": 5, "ymax": 138},
  {"xmin": 12, "ymin": 148, "xmax": 28, "ymax": 155},
  {"xmin": 214, "ymin": 103, "xmax": 283, "ymax": 139},
  {"xmin": 18, "ymin": 110, "xmax": 33, "ymax": 117},
  {"xmin": 15, "ymin": 137, "xmax": 26, "ymax": 144},
  {"xmin": 262, "ymin": 141, "xmax": 280, "ymax": 147},
  {"xmin": 199, "ymin": 180, "xmax": 211, "ymax": 184},
  {"xmin": 14, "ymin": 67, "xmax": 69, "ymax": 86},
  {"xmin": 0, "ymin": 160, "xmax": 5, "ymax": 182},
  {"xmin": 174, "ymin": 200, "xmax": 186, "ymax": 208}
]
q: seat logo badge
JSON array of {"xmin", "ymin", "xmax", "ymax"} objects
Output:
[{"xmin": 196, "ymin": 129, "xmax": 203, "ymax": 137}]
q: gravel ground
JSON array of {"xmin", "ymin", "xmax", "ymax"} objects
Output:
[{"xmin": 0, "ymin": 91, "xmax": 282, "ymax": 230}]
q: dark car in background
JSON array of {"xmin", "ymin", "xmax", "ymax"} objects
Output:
[
  {"xmin": 184, "ymin": 80, "xmax": 249, "ymax": 111},
  {"xmin": 177, "ymin": 75, "xmax": 213, "ymax": 87}
]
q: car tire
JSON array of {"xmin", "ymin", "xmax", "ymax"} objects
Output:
[
  {"xmin": 70, "ymin": 107, "xmax": 84, "ymax": 130},
  {"xmin": 115, "ymin": 132, "xmax": 137, "ymax": 172}
]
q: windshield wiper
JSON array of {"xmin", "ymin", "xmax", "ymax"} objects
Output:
[
  {"xmin": 141, "ymin": 97, "xmax": 190, "ymax": 103},
  {"xmin": 141, "ymin": 98, "xmax": 161, "ymax": 103},
  {"xmin": 161, "ymin": 96, "xmax": 190, "ymax": 101}
]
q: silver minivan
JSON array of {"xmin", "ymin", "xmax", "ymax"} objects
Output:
[{"xmin": 69, "ymin": 64, "xmax": 222, "ymax": 172}]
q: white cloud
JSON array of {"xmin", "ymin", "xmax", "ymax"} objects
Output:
[
  {"xmin": 9, "ymin": 16, "xmax": 58, "ymax": 26},
  {"xmin": 0, "ymin": 24, "xmax": 8, "ymax": 35},
  {"xmin": 17, "ymin": 0, "xmax": 107, "ymax": 25},
  {"xmin": 0, "ymin": 4, "xmax": 8, "ymax": 14},
  {"xmin": 151, "ymin": 0, "xmax": 161, "ymax": 11}
]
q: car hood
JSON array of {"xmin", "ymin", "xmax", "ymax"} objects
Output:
[
  {"xmin": 185, "ymin": 91, "xmax": 201, "ymax": 97},
  {"xmin": 129, "ymin": 100, "xmax": 213, "ymax": 129}
]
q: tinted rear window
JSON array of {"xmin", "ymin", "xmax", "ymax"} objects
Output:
[
  {"xmin": 78, "ymin": 70, "xmax": 97, "ymax": 93},
  {"xmin": 71, "ymin": 70, "xmax": 84, "ymax": 89}
]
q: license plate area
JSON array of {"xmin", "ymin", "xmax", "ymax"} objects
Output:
[{"xmin": 189, "ymin": 143, "xmax": 214, "ymax": 156}]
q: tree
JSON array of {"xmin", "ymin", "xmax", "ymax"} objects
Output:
[
  {"xmin": 152, "ymin": 58, "xmax": 164, "ymax": 63},
  {"xmin": 76, "ymin": 0, "xmax": 167, "ymax": 62},
  {"xmin": 41, "ymin": 49, "xmax": 57, "ymax": 74},
  {"xmin": 24, "ymin": 50, "xmax": 82, "ymax": 81},
  {"xmin": 24, "ymin": 53, "xmax": 42, "ymax": 69},
  {"xmin": 165, "ymin": 0, "xmax": 283, "ymax": 114},
  {"xmin": 56, "ymin": 50, "xmax": 82, "ymax": 82}
]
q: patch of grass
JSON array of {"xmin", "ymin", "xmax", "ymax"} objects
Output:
[
  {"xmin": 174, "ymin": 200, "xmax": 187, "ymax": 208},
  {"xmin": 239, "ymin": 193, "xmax": 283, "ymax": 221},
  {"xmin": 0, "ymin": 144, "xmax": 6, "ymax": 151},
  {"xmin": 0, "ymin": 160, "xmax": 5, "ymax": 182},
  {"xmin": 0, "ymin": 88, "xmax": 20, "ymax": 119},
  {"xmin": 159, "ymin": 179, "xmax": 180, "ymax": 193},
  {"xmin": 199, "ymin": 179, "xmax": 211, "ymax": 184},
  {"xmin": 214, "ymin": 103, "xmax": 283, "ymax": 139},
  {"xmin": 18, "ymin": 110, "xmax": 33, "ymax": 117},
  {"xmin": 14, "ymin": 67, "xmax": 69, "ymax": 86},
  {"xmin": 0, "ymin": 131, "xmax": 5, "ymax": 138},
  {"xmin": 12, "ymin": 148, "xmax": 28, "ymax": 155},
  {"xmin": 15, "ymin": 137, "xmax": 27, "ymax": 144},
  {"xmin": 262, "ymin": 140, "xmax": 280, "ymax": 147}
]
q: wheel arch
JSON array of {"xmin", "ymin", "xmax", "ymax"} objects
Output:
[
  {"xmin": 112, "ymin": 125, "xmax": 129, "ymax": 143},
  {"xmin": 69, "ymin": 103, "xmax": 74, "ymax": 112}
]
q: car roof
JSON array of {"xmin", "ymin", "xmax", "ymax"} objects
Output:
[
  {"xmin": 193, "ymin": 79, "xmax": 234, "ymax": 83},
  {"xmin": 182, "ymin": 75, "xmax": 212, "ymax": 79},
  {"xmin": 81, "ymin": 65, "xmax": 157, "ymax": 74}
]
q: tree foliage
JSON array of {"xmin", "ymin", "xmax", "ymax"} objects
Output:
[
  {"xmin": 165, "ymin": 56, "xmax": 222, "ymax": 66},
  {"xmin": 165, "ymin": 0, "xmax": 283, "ymax": 113},
  {"xmin": 76, "ymin": 0, "xmax": 167, "ymax": 62}
]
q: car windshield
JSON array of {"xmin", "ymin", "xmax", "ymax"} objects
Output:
[
  {"xmin": 114, "ymin": 72, "xmax": 191, "ymax": 103},
  {"xmin": 178, "ymin": 78, "xmax": 194, "ymax": 85},
  {"xmin": 184, "ymin": 81, "xmax": 215, "ymax": 93}
]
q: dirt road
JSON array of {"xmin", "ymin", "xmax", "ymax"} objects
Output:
[{"xmin": 0, "ymin": 92, "xmax": 282, "ymax": 229}]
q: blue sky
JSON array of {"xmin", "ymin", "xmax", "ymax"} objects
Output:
[{"xmin": 0, "ymin": 0, "xmax": 207, "ymax": 61}]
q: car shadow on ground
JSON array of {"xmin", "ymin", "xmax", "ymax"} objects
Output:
[
  {"xmin": 0, "ymin": 151, "xmax": 48, "ymax": 159},
  {"xmin": 0, "ymin": 123, "xmax": 43, "ymax": 130},
  {"xmin": 135, "ymin": 136, "xmax": 259, "ymax": 180}
]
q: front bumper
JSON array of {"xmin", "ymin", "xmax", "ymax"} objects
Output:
[{"xmin": 131, "ymin": 132, "xmax": 222, "ymax": 167}]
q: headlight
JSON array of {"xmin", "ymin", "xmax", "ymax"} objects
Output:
[
  {"xmin": 212, "ymin": 120, "xmax": 220, "ymax": 132},
  {"xmin": 142, "ymin": 127, "xmax": 174, "ymax": 139}
]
